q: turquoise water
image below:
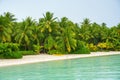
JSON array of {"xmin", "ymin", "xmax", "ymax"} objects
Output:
[{"xmin": 0, "ymin": 55, "xmax": 120, "ymax": 80}]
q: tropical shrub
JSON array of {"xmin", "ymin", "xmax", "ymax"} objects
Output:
[
  {"xmin": 72, "ymin": 41, "xmax": 90, "ymax": 54},
  {"xmin": 20, "ymin": 51, "xmax": 36, "ymax": 55},
  {"xmin": 0, "ymin": 43, "xmax": 21, "ymax": 59},
  {"xmin": 97, "ymin": 42, "xmax": 107, "ymax": 50},
  {"xmin": 0, "ymin": 43, "xmax": 9, "ymax": 54},
  {"xmin": 87, "ymin": 43, "xmax": 98, "ymax": 51},
  {"xmin": 0, "ymin": 43, "xmax": 19, "ymax": 54},
  {"xmin": 48, "ymin": 50, "xmax": 61, "ymax": 55},
  {"xmin": 6, "ymin": 43, "xmax": 20, "ymax": 51},
  {"xmin": 111, "ymin": 39, "xmax": 120, "ymax": 51},
  {"xmin": 97, "ymin": 42, "xmax": 115, "ymax": 51},
  {"xmin": 33, "ymin": 45, "xmax": 41, "ymax": 54},
  {"xmin": 3, "ymin": 51, "xmax": 22, "ymax": 59},
  {"xmin": 105, "ymin": 41, "xmax": 114, "ymax": 50}
]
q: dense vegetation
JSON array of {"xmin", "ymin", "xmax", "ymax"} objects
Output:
[{"xmin": 0, "ymin": 12, "xmax": 120, "ymax": 58}]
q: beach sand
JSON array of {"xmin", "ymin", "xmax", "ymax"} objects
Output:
[{"xmin": 0, "ymin": 51, "xmax": 120, "ymax": 67}]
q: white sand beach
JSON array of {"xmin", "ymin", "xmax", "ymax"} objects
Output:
[{"xmin": 0, "ymin": 51, "xmax": 120, "ymax": 67}]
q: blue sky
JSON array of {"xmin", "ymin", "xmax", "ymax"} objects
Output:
[{"xmin": 0, "ymin": 0, "xmax": 120, "ymax": 27}]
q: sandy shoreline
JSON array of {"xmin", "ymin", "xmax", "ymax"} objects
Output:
[{"xmin": 0, "ymin": 51, "xmax": 120, "ymax": 67}]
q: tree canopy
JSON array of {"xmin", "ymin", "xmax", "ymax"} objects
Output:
[{"xmin": 0, "ymin": 11, "xmax": 120, "ymax": 58}]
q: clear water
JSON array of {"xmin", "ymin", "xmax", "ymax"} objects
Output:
[{"xmin": 0, "ymin": 55, "xmax": 120, "ymax": 80}]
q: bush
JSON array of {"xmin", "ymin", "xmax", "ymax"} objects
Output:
[
  {"xmin": 114, "ymin": 46, "xmax": 120, "ymax": 51},
  {"xmin": 3, "ymin": 51, "xmax": 23, "ymax": 59},
  {"xmin": 0, "ymin": 43, "xmax": 8, "ymax": 54},
  {"xmin": 0, "ymin": 43, "xmax": 21, "ymax": 59},
  {"xmin": 21, "ymin": 51, "xmax": 36, "ymax": 55},
  {"xmin": 106, "ymin": 42, "xmax": 114, "ymax": 50},
  {"xmin": 48, "ymin": 50, "xmax": 60, "ymax": 55},
  {"xmin": 97, "ymin": 42, "xmax": 114, "ymax": 51},
  {"xmin": 72, "ymin": 47, "xmax": 90, "ymax": 54},
  {"xmin": 97, "ymin": 42, "xmax": 107, "ymax": 50},
  {"xmin": 0, "ymin": 43, "xmax": 20, "ymax": 54},
  {"xmin": 48, "ymin": 50, "xmax": 66, "ymax": 55},
  {"xmin": 72, "ymin": 41, "xmax": 90, "ymax": 54},
  {"xmin": 8, "ymin": 43, "xmax": 20, "ymax": 51},
  {"xmin": 0, "ymin": 54, "xmax": 4, "ymax": 59},
  {"xmin": 87, "ymin": 43, "xmax": 98, "ymax": 51},
  {"xmin": 33, "ymin": 45, "xmax": 41, "ymax": 54}
]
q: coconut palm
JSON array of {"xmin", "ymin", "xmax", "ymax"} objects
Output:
[
  {"xmin": 39, "ymin": 12, "xmax": 58, "ymax": 33},
  {"xmin": 79, "ymin": 18, "xmax": 92, "ymax": 43},
  {"xmin": 31, "ymin": 25, "xmax": 44, "ymax": 45},
  {"xmin": 4, "ymin": 12, "xmax": 16, "ymax": 22},
  {"xmin": 38, "ymin": 12, "xmax": 59, "ymax": 52},
  {"xmin": 14, "ymin": 17, "xmax": 35, "ymax": 50},
  {"xmin": 108, "ymin": 27, "xmax": 120, "ymax": 50},
  {"xmin": 0, "ymin": 12, "xmax": 16, "ymax": 42},
  {"xmin": 57, "ymin": 17, "xmax": 77, "ymax": 53}
]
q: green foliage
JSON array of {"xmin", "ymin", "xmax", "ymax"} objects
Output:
[
  {"xmin": 48, "ymin": 50, "xmax": 61, "ymax": 55},
  {"xmin": 72, "ymin": 41, "xmax": 90, "ymax": 54},
  {"xmin": 48, "ymin": 49, "xmax": 66, "ymax": 55},
  {"xmin": 3, "ymin": 51, "xmax": 22, "ymax": 59},
  {"xmin": 0, "ymin": 43, "xmax": 21, "ymax": 59},
  {"xmin": 75, "ymin": 47, "xmax": 90, "ymax": 54},
  {"xmin": 0, "ymin": 12, "xmax": 15, "ymax": 42},
  {"xmin": 33, "ymin": 45, "xmax": 41, "ymax": 54},
  {"xmin": 20, "ymin": 51, "xmax": 36, "ymax": 55},
  {"xmin": 40, "ymin": 11, "xmax": 58, "ymax": 33},
  {"xmin": 97, "ymin": 43, "xmax": 107, "ymax": 49},
  {"xmin": 0, "ymin": 43, "xmax": 8, "ymax": 54},
  {"xmin": 0, "ymin": 43, "xmax": 19, "ymax": 54},
  {"xmin": 14, "ymin": 17, "xmax": 35, "ymax": 50},
  {"xmin": 7, "ymin": 43, "xmax": 20, "ymax": 51},
  {"xmin": 1, "ymin": 11, "xmax": 120, "ymax": 58},
  {"xmin": 44, "ymin": 35, "xmax": 55, "ymax": 51},
  {"xmin": 87, "ymin": 43, "xmax": 98, "ymax": 52},
  {"xmin": 58, "ymin": 17, "xmax": 77, "ymax": 53}
]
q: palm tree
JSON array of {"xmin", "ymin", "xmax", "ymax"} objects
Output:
[
  {"xmin": 90, "ymin": 22, "xmax": 101, "ymax": 44},
  {"xmin": 39, "ymin": 12, "xmax": 58, "ymax": 33},
  {"xmin": 31, "ymin": 24, "xmax": 44, "ymax": 46},
  {"xmin": 57, "ymin": 17, "xmax": 77, "ymax": 53},
  {"xmin": 14, "ymin": 17, "xmax": 34, "ymax": 50},
  {"xmin": 79, "ymin": 18, "xmax": 92, "ymax": 43},
  {"xmin": 0, "ymin": 12, "xmax": 16, "ymax": 42},
  {"xmin": 108, "ymin": 27, "xmax": 120, "ymax": 50},
  {"xmin": 38, "ymin": 12, "xmax": 59, "ymax": 53},
  {"xmin": 81, "ymin": 18, "xmax": 91, "ymax": 27},
  {"xmin": 4, "ymin": 12, "xmax": 16, "ymax": 22}
]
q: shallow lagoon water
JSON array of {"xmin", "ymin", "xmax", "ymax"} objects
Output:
[{"xmin": 0, "ymin": 55, "xmax": 120, "ymax": 80}]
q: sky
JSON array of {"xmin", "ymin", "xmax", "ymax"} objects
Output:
[{"xmin": 0, "ymin": 0, "xmax": 120, "ymax": 27}]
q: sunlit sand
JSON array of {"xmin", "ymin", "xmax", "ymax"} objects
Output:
[{"xmin": 0, "ymin": 51, "xmax": 120, "ymax": 67}]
